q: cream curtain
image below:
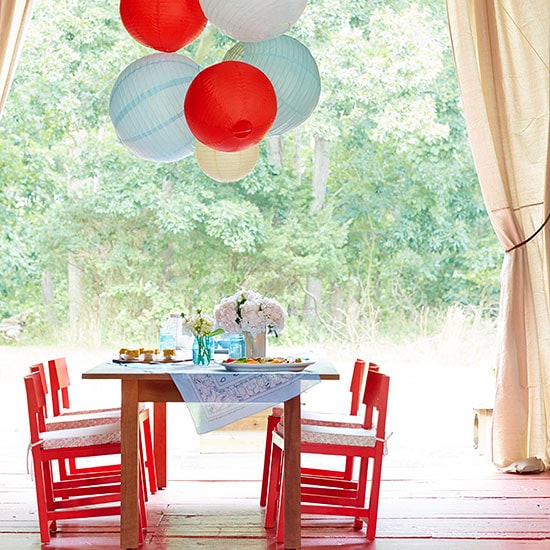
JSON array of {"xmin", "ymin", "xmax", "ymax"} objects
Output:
[
  {"xmin": 0, "ymin": 0, "xmax": 34, "ymax": 117},
  {"xmin": 447, "ymin": 0, "xmax": 550, "ymax": 469}
]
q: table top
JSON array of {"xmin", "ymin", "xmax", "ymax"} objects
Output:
[{"xmin": 82, "ymin": 356, "xmax": 340, "ymax": 381}]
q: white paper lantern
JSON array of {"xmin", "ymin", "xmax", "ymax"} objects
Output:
[
  {"xmin": 195, "ymin": 141, "xmax": 259, "ymax": 182},
  {"xmin": 199, "ymin": 0, "xmax": 308, "ymax": 42},
  {"xmin": 110, "ymin": 53, "xmax": 200, "ymax": 162},
  {"xmin": 225, "ymin": 36, "xmax": 320, "ymax": 135}
]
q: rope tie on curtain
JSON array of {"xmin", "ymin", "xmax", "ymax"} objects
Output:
[{"xmin": 505, "ymin": 211, "xmax": 550, "ymax": 253}]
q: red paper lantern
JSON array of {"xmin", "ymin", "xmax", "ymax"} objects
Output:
[
  {"xmin": 120, "ymin": 0, "xmax": 207, "ymax": 53},
  {"xmin": 184, "ymin": 61, "xmax": 277, "ymax": 152}
]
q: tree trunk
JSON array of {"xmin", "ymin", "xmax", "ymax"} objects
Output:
[
  {"xmin": 41, "ymin": 270, "xmax": 57, "ymax": 327},
  {"xmin": 68, "ymin": 256, "xmax": 83, "ymax": 327},
  {"xmin": 293, "ymin": 127, "xmax": 303, "ymax": 184},
  {"xmin": 267, "ymin": 135, "xmax": 283, "ymax": 172},
  {"xmin": 160, "ymin": 175, "xmax": 175, "ymax": 282},
  {"xmin": 304, "ymin": 275, "xmax": 322, "ymax": 318},
  {"xmin": 304, "ymin": 137, "xmax": 330, "ymax": 318},
  {"xmin": 310, "ymin": 137, "xmax": 329, "ymax": 215}
]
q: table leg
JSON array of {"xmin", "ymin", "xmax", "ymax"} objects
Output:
[
  {"xmin": 283, "ymin": 395, "xmax": 301, "ymax": 549},
  {"xmin": 153, "ymin": 402, "xmax": 167, "ymax": 489},
  {"xmin": 120, "ymin": 380, "xmax": 141, "ymax": 549}
]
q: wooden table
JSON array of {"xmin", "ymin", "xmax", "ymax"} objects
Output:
[{"xmin": 83, "ymin": 361, "xmax": 339, "ymax": 549}]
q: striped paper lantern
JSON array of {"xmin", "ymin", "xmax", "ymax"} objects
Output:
[
  {"xmin": 195, "ymin": 141, "xmax": 259, "ymax": 182},
  {"xmin": 184, "ymin": 60, "xmax": 277, "ymax": 153},
  {"xmin": 199, "ymin": 0, "xmax": 307, "ymax": 42},
  {"xmin": 224, "ymin": 35, "xmax": 320, "ymax": 135},
  {"xmin": 110, "ymin": 53, "xmax": 200, "ymax": 162}
]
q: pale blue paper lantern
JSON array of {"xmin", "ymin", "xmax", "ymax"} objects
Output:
[
  {"xmin": 199, "ymin": 0, "xmax": 307, "ymax": 42},
  {"xmin": 224, "ymin": 35, "xmax": 320, "ymax": 136},
  {"xmin": 109, "ymin": 53, "xmax": 201, "ymax": 162}
]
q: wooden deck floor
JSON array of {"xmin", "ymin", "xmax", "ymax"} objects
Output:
[
  {"xmin": 2, "ymin": 437, "xmax": 550, "ymax": 549},
  {"xmin": 2, "ymin": 346, "xmax": 549, "ymax": 548}
]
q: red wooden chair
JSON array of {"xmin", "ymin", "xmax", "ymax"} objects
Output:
[
  {"xmin": 260, "ymin": 358, "xmax": 376, "ymax": 506},
  {"xmin": 44, "ymin": 358, "xmax": 157, "ymax": 495},
  {"xmin": 24, "ymin": 371, "xmax": 147, "ymax": 543},
  {"xmin": 30, "ymin": 363, "xmax": 124, "ymax": 488},
  {"xmin": 265, "ymin": 368, "xmax": 390, "ymax": 541}
]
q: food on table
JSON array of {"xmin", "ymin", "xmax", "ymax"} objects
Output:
[
  {"xmin": 119, "ymin": 348, "xmax": 141, "ymax": 360},
  {"xmin": 140, "ymin": 349, "xmax": 155, "ymax": 362},
  {"xmin": 162, "ymin": 349, "xmax": 176, "ymax": 361},
  {"xmin": 223, "ymin": 357, "xmax": 303, "ymax": 364}
]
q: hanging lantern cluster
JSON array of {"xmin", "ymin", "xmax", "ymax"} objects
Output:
[{"xmin": 110, "ymin": 0, "xmax": 320, "ymax": 182}]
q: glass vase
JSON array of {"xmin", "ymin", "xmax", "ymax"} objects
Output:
[
  {"xmin": 228, "ymin": 333, "xmax": 246, "ymax": 359},
  {"xmin": 243, "ymin": 331, "xmax": 266, "ymax": 358},
  {"xmin": 192, "ymin": 335, "xmax": 214, "ymax": 366}
]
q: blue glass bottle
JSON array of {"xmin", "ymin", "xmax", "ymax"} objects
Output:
[
  {"xmin": 228, "ymin": 333, "xmax": 246, "ymax": 359},
  {"xmin": 159, "ymin": 313, "xmax": 178, "ymax": 351}
]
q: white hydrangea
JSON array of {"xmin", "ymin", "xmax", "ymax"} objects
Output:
[
  {"xmin": 262, "ymin": 297, "xmax": 286, "ymax": 334},
  {"xmin": 239, "ymin": 300, "xmax": 264, "ymax": 335},
  {"xmin": 214, "ymin": 288, "xmax": 286, "ymax": 336},
  {"xmin": 213, "ymin": 297, "xmax": 241, "ymax": 334}
]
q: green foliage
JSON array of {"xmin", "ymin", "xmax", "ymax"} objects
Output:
[{"xmin": 0, "ymin": 0, "xmax": 501, "ymax": 346}]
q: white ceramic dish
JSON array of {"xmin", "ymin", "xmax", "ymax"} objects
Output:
[{"xmin": 219, "ymin": 361, "xmax": 315, "ymax": 373}]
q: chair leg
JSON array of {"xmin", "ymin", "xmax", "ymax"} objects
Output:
[
  {"xmin": 264, "ymin": 442, "xmax": 283, "ymax": 529},
  {"xmin": 139, "ymin": 432, "xmax": 149, "ymax": 502},
  {"xmin": 138, "ymin": 460, "xmax": 147, "ymax": 542},
  {"xmin": 276, "ymin": 460, "xmax": 285, "ymax": 544},
  {"xmin": 344, "ymin": 456, "xmax": 354, "ymax": 480},
  {"xmin": 33, "ymin": 455, "xmax": 52, "ymax": 543},
  {"xmin": 57, "ymin": 457, "xmax": 70, "ymax": 481},
  {"xmin": 354, "ymin": 457, "xmax": 370, "ymax": 531},
  {"xmin": 260, "ymin": 415, "xmax": 280, "ymax": 506},
  {"xmin": 141, "ymin": 413, "xmax": 158, "ymax": 494},
  {"xmin": 366, "ymin": 453, "xmax": 384, "ymax": 539}
]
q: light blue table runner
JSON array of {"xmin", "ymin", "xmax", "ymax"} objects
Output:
[{"xmin": 169, "ymin": 365, "xmax": 320, "ymax": 433}]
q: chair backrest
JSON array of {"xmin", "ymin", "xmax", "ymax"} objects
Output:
[
  {"xmin": 24, "ymin": 371, "xmax": 48, "ymax": 444},
  {"xmin": 348, "ymin": 359, "xmax": 379, "ymax": 416},
  {"xmin": 29, "ymin": 363, "xmax": 49, "ymax": 414},
  {"xmin": 362, "ymin": 369, "xmax": 390, "ymax": 439},
  {"xmin": 29, "ymin": 362, "xmax": 48, "ymax": 394},
  {"xmin": 47, "ymin": 357, "xmax": 71, "ymax": 416}
]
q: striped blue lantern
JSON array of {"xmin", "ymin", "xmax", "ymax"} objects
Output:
[
  {"xmin": 224, "ymin": 35, "xmax": 320, "ymax": 136},
  {"xmin": 110, "ymin": 53, "xmax": 201, "ymax": 162}
]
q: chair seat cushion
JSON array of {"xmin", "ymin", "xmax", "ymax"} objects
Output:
[
  {"xmin": 50, "ymin": 403, "xmax": 148, "ymax": 430},
  {"xmin": 46, "ymin": 409, "xmax": 121, "ymax": 431},
  {"xmin": 61, "ymin": 406, "xmax": 120, "ymax": 416},
  {"xmin": 40, "ymin": 422, "xmax": 121, "ymax": 449},
  {"xmin": 271, "ymin": 406, "xmax": 362, "ymax": 429},
  {"xmin": 277, "ymin": 422, "xmax": 377, "ymax": 447}
]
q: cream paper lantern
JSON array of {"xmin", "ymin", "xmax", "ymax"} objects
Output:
[
  {"xmin": 198, "ymin": 0, "xmax": 308, "ymax": 42},
  {"xmin": 195, "ymin": 141, "xmax": 259, "ymax": 182}
]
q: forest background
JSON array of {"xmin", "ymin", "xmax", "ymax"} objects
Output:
[{"xmin": 0, "ymin": 0, "xmax": 502, "ymax": 355}]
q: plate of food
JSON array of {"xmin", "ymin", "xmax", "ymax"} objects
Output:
[
  {"xmin": 115, "ymin": 348, "xmax": 186, "ymax": 364},
  {"xmin": 219, "ymin": 357, "xmax": 315, "ymax": 372}
]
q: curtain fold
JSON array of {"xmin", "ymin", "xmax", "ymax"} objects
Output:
[
  {"xmin": 0, "ymin": 0, "xmax": 34, "ymax": 117},
  {"xmin": 447, "ymin": 0, "xmax": 550, "ymax": 468}
]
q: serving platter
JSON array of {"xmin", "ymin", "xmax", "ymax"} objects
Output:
[
  {"xmin": 112, "ymin": 358, "xmax": 187, "ymax": 365},
  {"xmin": 219, "ymin": 360, "xmax": 315, "ymax": 373}
]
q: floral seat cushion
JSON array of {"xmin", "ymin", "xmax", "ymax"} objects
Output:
[
  {"xmin": 271, "ymin": 406, "xmax": 362, "ymax": 429},
  {"xmin": 276, "ymin": 421, "xmax": 377, "ymax": 447},
  {"xmin": 47, "ymin": 410, "xmax": 120, "ymax": 430},
  {"xmin": 48, "ymin": 403, "xmax": 147, "ymax": 430},
  {"xmin": 40, "ymin": 422, "xmax": 121, "ymax": 450}
]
